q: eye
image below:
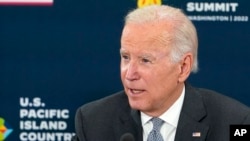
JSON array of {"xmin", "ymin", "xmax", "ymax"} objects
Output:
[
  {"xmin": 121, "ymin": 54, "xmax": 130, "ymax": 61},
  {"xmin": 141, "ymin": 58, "xmax": 151, "ymax": 63}
]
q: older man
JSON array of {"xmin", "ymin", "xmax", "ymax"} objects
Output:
[{"xmin": 72, "ymin": 5, "xmax": 250, "ymax": 141}]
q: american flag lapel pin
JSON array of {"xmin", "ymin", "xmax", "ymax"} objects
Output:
[{"xmin": 192, "ymin": 132, "xmax": 201, "ymax": 137}]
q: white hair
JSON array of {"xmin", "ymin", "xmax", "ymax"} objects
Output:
[{"xmin": 124, "ymin": 5, "xmax": 199, "ymax": 73}]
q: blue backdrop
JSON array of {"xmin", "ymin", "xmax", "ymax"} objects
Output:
[{"xmin": 0, "ymin": 0, "xmax": 249, "ymax": 140}]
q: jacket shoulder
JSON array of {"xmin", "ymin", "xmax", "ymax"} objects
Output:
[
  {"xmin": 194, "ymin": 87, "xmax": 250, "ymax": 123},
  {"xmin": 77, "ymin": 91, "xmax": 128, "ymax": 118}
]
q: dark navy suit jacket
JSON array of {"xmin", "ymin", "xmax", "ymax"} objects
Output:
[{"xmin": 72, "ymin": 84, "xmax": 250, "ymax": 141}]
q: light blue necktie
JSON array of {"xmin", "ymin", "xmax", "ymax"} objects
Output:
[{"xmin": 147, "ymin": 118, "xmax": 164, "ymax": 141}]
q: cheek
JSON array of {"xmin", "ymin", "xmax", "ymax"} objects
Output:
[{"xmin": 148, "ymin": 68, "xmax": 179, "ymax": 89}]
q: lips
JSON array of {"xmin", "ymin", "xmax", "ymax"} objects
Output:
[{"xmin": 128, "ymin": 88, "xmax": 145, "ymax": 95}]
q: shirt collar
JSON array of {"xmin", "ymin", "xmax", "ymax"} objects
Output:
[{"xmin": 141, "ymin": 85, "xmax": 185, "ymax": 127}]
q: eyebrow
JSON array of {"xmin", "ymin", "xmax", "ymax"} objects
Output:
[
  {"xmin": 120, "ymin": 49, "xmax": 126, "ymax": 54},
  {"xmin": 139, "ymin": 54, "xmax": 156, "ymax": 61},
  {"xmin": 120, "ymin": 48, "xmax": 159, "ymax": 62}
]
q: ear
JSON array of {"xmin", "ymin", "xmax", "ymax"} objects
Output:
[{"xmin": 178, "ymin": 53, "xmax": 193, "ymax": 83}]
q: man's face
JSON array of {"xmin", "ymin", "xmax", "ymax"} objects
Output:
[{"xmin": 120, "ymin": 23, "xmax": 184, "ymax": 116}]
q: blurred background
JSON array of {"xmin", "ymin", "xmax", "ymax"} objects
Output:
[{"xmin": 0, "ymin": 0, "xmax": 249, "ymax": 140}]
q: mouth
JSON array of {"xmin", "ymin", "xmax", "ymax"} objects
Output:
[{"xmin": 128, "ymin": 88, "xmax": 145, "ymax": 95}]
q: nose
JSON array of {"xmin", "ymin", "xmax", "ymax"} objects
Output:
[{"xmin": 125, "ymin": 62, "xmax": 140, "ymax": 81}]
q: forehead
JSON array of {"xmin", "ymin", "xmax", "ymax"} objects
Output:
[{"xmin": 121, "ymin": 22, "xmax": 173, "ymax": 54}]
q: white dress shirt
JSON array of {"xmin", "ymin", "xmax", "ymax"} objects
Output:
[{"xmin": 141, "ymin": 86, "xmax": 185, "ymax": 141}]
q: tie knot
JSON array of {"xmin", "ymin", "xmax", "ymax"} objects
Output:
[{"xmin": 151, "ymin": 118, "xmax": 164, "ymax": 131}]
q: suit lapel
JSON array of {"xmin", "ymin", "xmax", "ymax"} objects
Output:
[
  {"xmin": 118, "ymin": 92, "xmax": 143, "ymax": 141},
  {"xmin": 175, "ymin": 84, "xmax": 209, "ymax": 141},
  {"xmin": 131, "ymin": 109, "xmax": 143, "ymax": 141}
]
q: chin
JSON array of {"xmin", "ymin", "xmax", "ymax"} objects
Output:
[{"xmin": 128, "ymin": 100, "xmax": 146, "ymax": 111}]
